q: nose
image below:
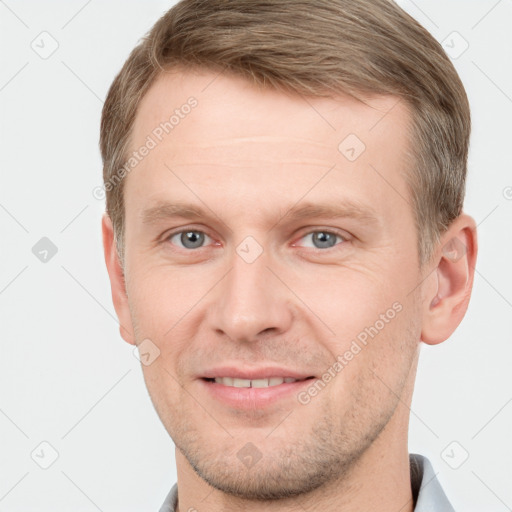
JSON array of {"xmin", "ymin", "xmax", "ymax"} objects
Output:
[{"xmin": 208, "ymin": 246, "xmax": 293, "ymax": 343}]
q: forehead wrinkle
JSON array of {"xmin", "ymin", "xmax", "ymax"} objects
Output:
[
  {"xmin": 168, "ymin": 160, "xmax": 337, "ymax": 169},
  {"xmin": 174, "ymin": 135, "xmax": 334, "ymax": 149},
  {"xmin": 152, "ymin": 135, "xmax": 342, "ymax": 169}
]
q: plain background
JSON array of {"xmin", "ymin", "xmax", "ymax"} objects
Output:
[{"xmin": 0, "ymin": 1, "xmax": 510, "ymax": 510}]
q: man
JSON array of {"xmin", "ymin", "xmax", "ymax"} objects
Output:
[{"xmin": 100, "ymin": 1, "xmax": 477, "ymax": 510}]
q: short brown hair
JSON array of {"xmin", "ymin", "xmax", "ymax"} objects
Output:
[{"xmin": 100, "ymin": 0, "xmax": 470, "ymax": 267}]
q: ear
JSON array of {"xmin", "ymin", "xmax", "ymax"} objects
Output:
[
  {"xmin": 420, "ymin": 213, "xmax": 478, "ymax": 345},
  {"xmin": 101, "ymin": 213, "xmax": 136, "ymax": 345}
]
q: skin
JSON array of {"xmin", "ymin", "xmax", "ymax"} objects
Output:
[{"xmin": 102, "ymin": 68, "xmax": 477, "ymax": 512}]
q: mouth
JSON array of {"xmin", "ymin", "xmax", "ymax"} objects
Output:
[
  {"xmin": 203, "ymin": 376, "xmax": 314, "ymax": 388},
  {"xmin": 199, "ymin": 370, "xmax": 316, "ymax": 409}
]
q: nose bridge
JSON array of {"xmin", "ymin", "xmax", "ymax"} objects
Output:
[{"xmin": 210, "ymin": 245, "xmax": 291, "ymax": 342}]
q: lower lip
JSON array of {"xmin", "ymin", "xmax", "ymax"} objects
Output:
[{"xmin": 199, "ymin": 378, "xmax": 314, "ymax": 409}]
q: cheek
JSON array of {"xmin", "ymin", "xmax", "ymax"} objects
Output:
[
  {"xmin": 126, "ymin": 266, "xmax": 202, "ymax": 411},
  {"xmin": 317, "ymin": 298, "xmax": 419, "ymax": 432},
  {"xmin": 293, "ymin": 264, "xmax": 419, "ymax": 394},
  {"xmin": 126, "ymin": 262, "xmax": 206, "ymax": 338},
  {"xmin": 345, "ymin": 294, "xmax": 420, "ymax": 392},
  {"xmin": 290, "ymin": 265, "xmax": 403, "ymax": 345}
]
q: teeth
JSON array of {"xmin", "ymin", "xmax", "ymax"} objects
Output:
[
  {"xmin": 213, "ymin": 377, "xmax": 298, "ymax": 387},
  {"xmin": 233, "ymin": 378, "xmax": 251, "ymax": 388},
  {"xmin": 252, "ymin": 378, "xmax": 269, "ymax": 388}
]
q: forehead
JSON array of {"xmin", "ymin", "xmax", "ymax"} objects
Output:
[
  {"xmin": 133, "ymin": 67, "xmax": 411, "ymax": 145},
  {"xmin": 126, "ymin": 68, "xmax": 413, "ymax": 227}
]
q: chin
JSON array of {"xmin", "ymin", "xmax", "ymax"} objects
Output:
[{"xmin": 174, "ymin": 423, "xmax": 368, "ymax": 501}]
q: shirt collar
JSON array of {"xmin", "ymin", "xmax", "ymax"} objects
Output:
[{"xmin": 410, "ymin": 453, "xmax": 455, "ymax": 511}]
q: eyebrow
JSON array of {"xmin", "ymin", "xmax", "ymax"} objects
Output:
[{"xmin": 140, "ymin": 200, "xmax": 380, "ymax": 227}]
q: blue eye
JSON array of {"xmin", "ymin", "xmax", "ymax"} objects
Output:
[
  {"xmin": 299, "ymin": 231, "xmax": 344, "ymax": 249},
  {"xmin": 169, "ymin": 230, "xmax": 212, "ymax": 249},
  {"xmin": 166, "ymin": 229, "xmax": 345, "ymax": 252}
]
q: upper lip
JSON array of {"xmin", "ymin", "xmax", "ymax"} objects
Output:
[{"xmin": 201, "ymin": 366, "xmax": 314, "ymax": 380}]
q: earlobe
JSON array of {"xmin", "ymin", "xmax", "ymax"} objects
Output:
[
  {"xmin": 420, "ymin": 214, "xmax": 478, "ymax": 345},
  {"xmin": 101, "ymin": 213, "xmax": 136, "ymax": 345}
]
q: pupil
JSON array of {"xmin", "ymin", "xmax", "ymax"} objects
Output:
[
  {"xmin": 313, "ymin": 232, "xmax": 336, "ymax": 248},
  {"xmin": 182, "ymin": 231, "xmax": 204, "ymax": 249}
]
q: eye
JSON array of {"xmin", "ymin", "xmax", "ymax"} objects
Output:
[
  {"xmin": 164, "ymin": 229, "xmax": 345, "ymax": 251},
  {"xmin": 296, "ymin": 230, "xmax": 345, "ymax": 249},
  {"xmin": 168, "ymin": 230, "xmax": 213, "ymax": 250}
]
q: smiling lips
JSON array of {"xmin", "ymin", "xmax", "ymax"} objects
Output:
[
  {"xmin": 212, "ymin": 376, "xmax": 306, "ymax": 388},
  {"xmin": 201, "ymin": 366, "xmax": 314, "ymax": 386},
  {"xmin": 200, "ymin": 367, "xmax": 315, "ymax": 407}
]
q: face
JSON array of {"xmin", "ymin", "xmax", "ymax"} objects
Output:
[{"xmin": 116, "ymin": 68, "xmax": 427, "ymax": 499}]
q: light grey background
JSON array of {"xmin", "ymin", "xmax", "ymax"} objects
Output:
[{"xmin": 0, "ymin": 1, "xmax": 510, "ymax": 510}]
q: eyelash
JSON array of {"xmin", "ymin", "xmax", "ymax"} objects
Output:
[{"xmin": 163, "ymin": 228, "xmax": 348, "ymax": 251}]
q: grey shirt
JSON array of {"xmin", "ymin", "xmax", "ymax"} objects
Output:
[{"xmin": 159, "ymin": 453, "xmax": 454, "ymax": 512}]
